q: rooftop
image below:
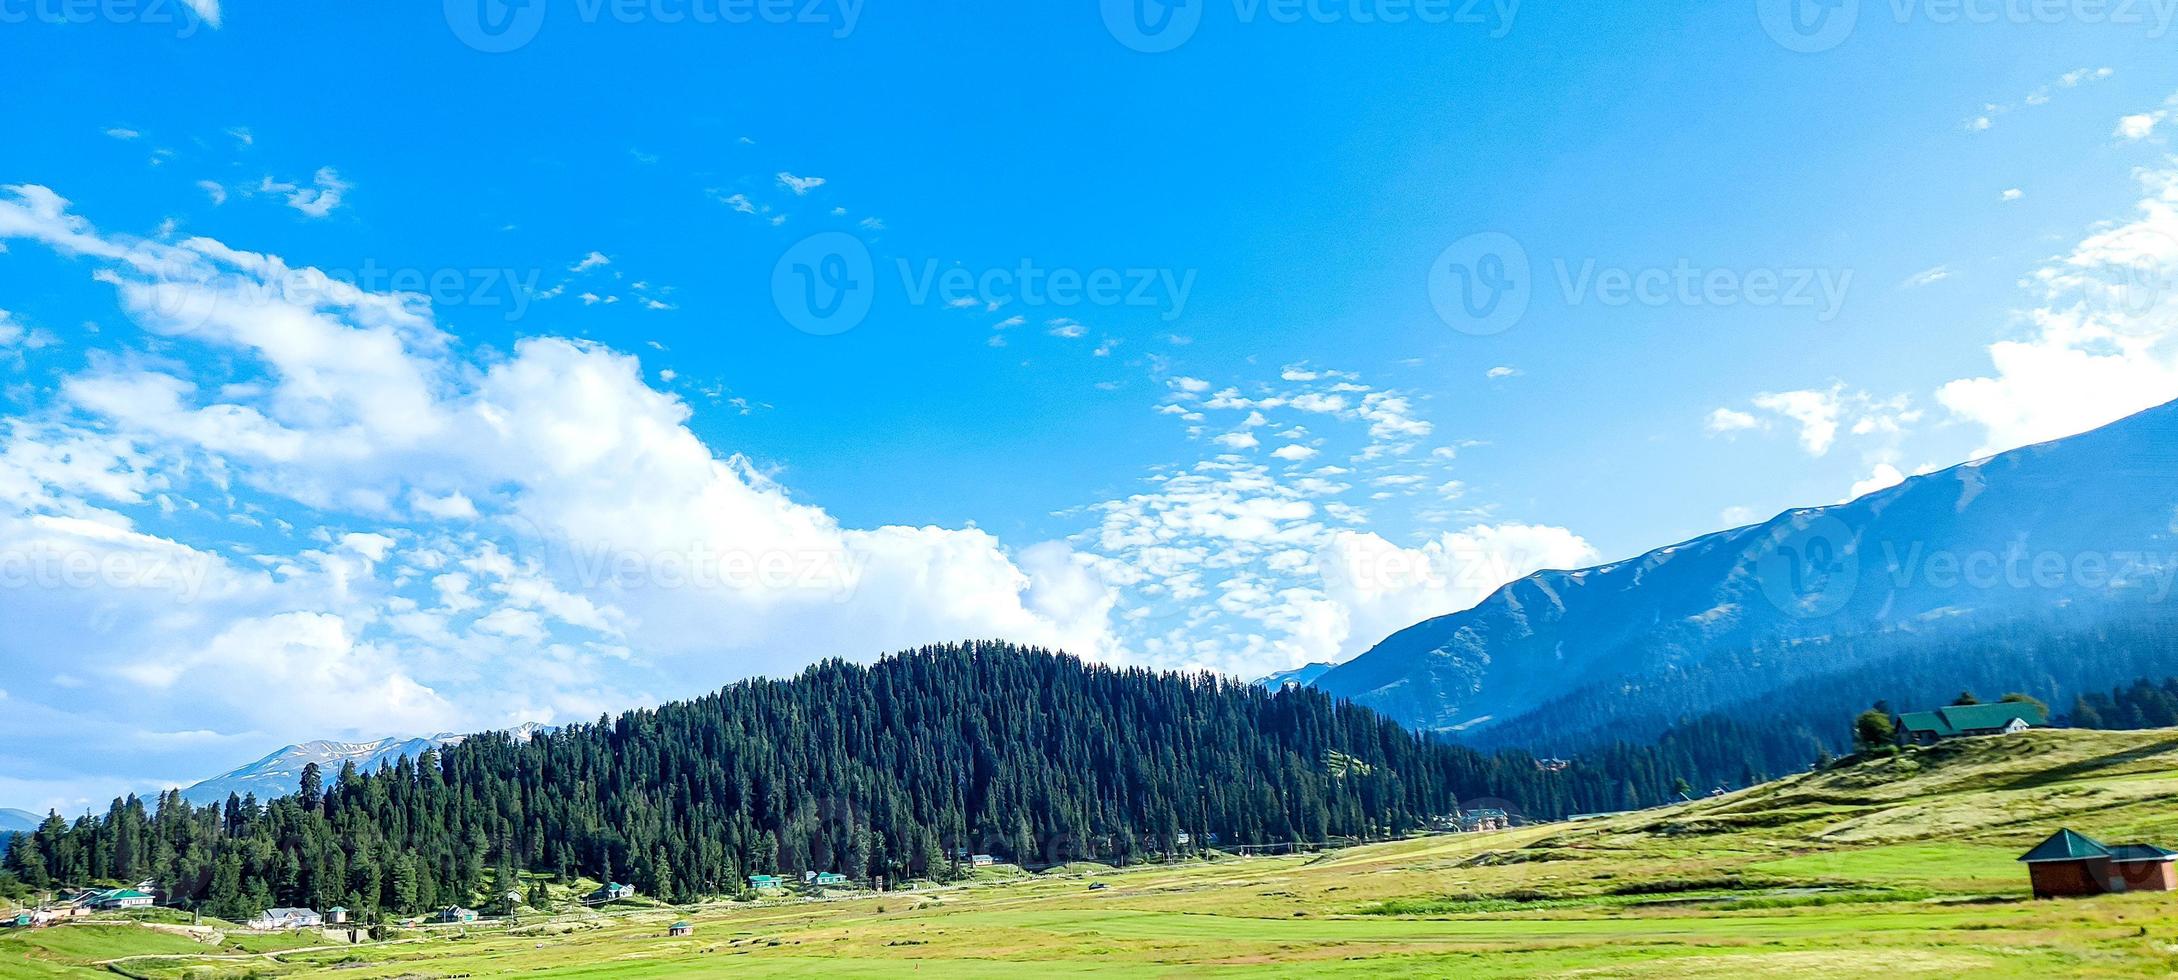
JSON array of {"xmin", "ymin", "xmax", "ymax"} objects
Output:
[{"xmin": 1898, "ymin": 702, "xmax": 2047, "ymax": 737}]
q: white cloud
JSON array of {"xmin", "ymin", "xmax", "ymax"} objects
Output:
[
  {"xmin": 776, "ymin": 172, "xmax": 826, "ymax": 195},
  {"xmin": 1704, "ymin": 407, "xmax": 1761, "ymax": 435},
  {"xmin": 1271, "ymin": 444, "xmax": 1318, "ymax": 462},
  {"xmin": 104, "ymin": 128, "xmax": 140, "ymax": 141},
  {"xmin": 195, "ymin": 180, "xmax": 227, "ymax": 206},
  {"xmin": 1752, "ymin": 389, "xmax": 1841, "ymax": 455},
  {"xmin": 0, "ymin": 184, "xmax": 1124, "ymax": 757},
  {"xmin": 1316, "ymin": 525, "xmax": 1599, "ymax": 664},
  {"xmin": 2117, "ymin": 113, "xmax": 2162, "ymax": 141},
  {"xmin": 184, "ymin": 0, "xmax": 220, "ymax": 27},
  {"xmin": 2001, "ymin": 188, "xmax": 2024, "ymax": 202},
  {"xmin": 571, "ymin": 251, "xmax": 611, "ymax": 273},
  {"xmin": 1901, "ymin": 264, "xmax": 1953, "ymax": 288},
  {"xmin": 1937, "ymin": 163, "xmax": 2178, "ymax": 455},
  {"xmin": 258, "ymin": 167, "xmax": 350, "ymax": 218},
  {"xmin": 1486, "ymin": 366, "xmax": 1521, "ymax": 379},
  {"xmin": 1845, "ymin": 463, "xmax": 1905, "ymax": 501}
]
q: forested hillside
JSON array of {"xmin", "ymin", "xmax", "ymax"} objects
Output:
[
  {"xmin": 2068, "ymin": 674, "xmax": 2178, "ymax": 729},
  {"xmin": 1474, "ymin": 617, "xmax": 2178, "ymax": 755},
  {"xmin": 2, "ymin": 643, "xmax": 1791, "ymax": 920}
]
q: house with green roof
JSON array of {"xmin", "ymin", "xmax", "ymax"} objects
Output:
[
  {"xmin": 2018, "ymin": 828, "xmax": 2178, "ymax": 897},
  {"xmin": 1895, "ymin": 702, "xmax": 2046, "ymax": 745},
  {"xmin": 88, "ymin": 889, "xmax": 155, "ymax": 911}
]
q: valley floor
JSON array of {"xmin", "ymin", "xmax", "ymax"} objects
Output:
[{"xmin": 11, "ymin": 728, "xmax": 2178, "ymax": 977}]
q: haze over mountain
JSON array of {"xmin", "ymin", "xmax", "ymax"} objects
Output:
[
  {"xmin": 1313, "ymin": 398, "xmax": 2178, "ymax": 748},
  {"xmin": 178, "ymin": 723, "xmax": 554, "ymax": 805}
]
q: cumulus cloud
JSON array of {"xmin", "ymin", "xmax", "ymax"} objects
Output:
[
  {"xmin": 0, "ymin": 184, "xmax": 1120, "ymax": 774},
  {"xmin": 1317, "ymin": 525, "xmax": 1600, "ymax": 665},
  {"xmin": 1937, "ymin": 162, "xmax": 2178, "ymax": 456}
]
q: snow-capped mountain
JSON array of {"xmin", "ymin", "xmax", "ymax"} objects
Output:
[
  {"xmin": 1314, "ymin": 398, "xmax": 2178, "ymax": 747},
  {"xmin": 180, "ymin": 723, "xmax": 555, "ymax": 805},
  {"xmin": 1256, "ymin": 662, "xmax": 1339, "ymax": 689}
]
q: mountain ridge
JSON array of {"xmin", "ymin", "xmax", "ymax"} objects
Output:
[
  {"xmin": 1314, "ymin": 398, "xmax": 2178, "ymax": 745},
  {"xmin": 179, "ymin": 722, "xmax": 555, "ymax": 805}
]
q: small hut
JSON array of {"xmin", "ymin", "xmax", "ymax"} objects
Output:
[{"xmin": 668, "ymin": 920, "xmax": 694, "ymax": 937}]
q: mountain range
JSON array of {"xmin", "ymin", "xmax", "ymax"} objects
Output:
[
  {"xmin": 1312, "ymin": 398, "xmax": 2178, "ymax": 748},
  {"xmin": 178, "ymin": 723, "xmax": 554, "ymax": 805}
]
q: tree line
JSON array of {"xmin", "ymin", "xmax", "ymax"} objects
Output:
[{"xmin": 1, "ymin": 642, "xmax": 1831, "ymax": 919}]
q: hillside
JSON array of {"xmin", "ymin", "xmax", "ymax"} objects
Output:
[
  {"xmin": 5, "ymin": 643, "xmax": 1606, "ymax": 922},
  {"xmin": 1315, "ymin": 398, "xmax": 2178, "ymax": 747},
  {"xmin": 11, "ymin": 728, "xmax": 2178, "ymax": 977}
]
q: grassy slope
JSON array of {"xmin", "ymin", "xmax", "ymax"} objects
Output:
[{"xmin": 10, "ymin": 728, "xmax": 2178, "ymax": 977}]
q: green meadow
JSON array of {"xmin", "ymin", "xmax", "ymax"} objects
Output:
[{"xmin": 12, "ymin": 727, "xmax": 2178, "ymax": 977}]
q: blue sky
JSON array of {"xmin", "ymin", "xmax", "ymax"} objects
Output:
[{"xmin": 3, "ymin": 1, "xmax": 2178, "ymax": 811}]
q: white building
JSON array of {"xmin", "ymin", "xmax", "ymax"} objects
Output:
[{"xmin": 251, "ymin": 908, "xmax": 324, "ymax": 930}]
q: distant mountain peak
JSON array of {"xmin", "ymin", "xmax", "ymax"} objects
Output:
[
  {"xmin": 1255, "ymin": 662, "xmax": 1341, "ymax": 689},
  {"xmin": 179, "ymin": 722, "xmax": 556, "ymax": 805}
]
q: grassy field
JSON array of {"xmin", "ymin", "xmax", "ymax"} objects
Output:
[{"xmin": 11, "ymin": 727, "xmax": 2178, "ymax": 977}]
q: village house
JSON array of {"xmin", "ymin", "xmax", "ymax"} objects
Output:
[
  {"xmin": 748, "ymin": 874, "xmax": 783, "ymax": 891},
  {"xmin": 251, "ymin": 907, "xmax": 324, "ymax": 931},
  {"xmin": 86, "ymin": 888, "xmax": 156, "ymax": 911},
  {"xmin": 2018, "ymin": 828, "xmax": 2178, "ymax": 898},
  {"xmin": 588, "ymin": 882, "xmax": 636, "ymax": 902},
  {"xmin": 1895, "ymin": 702, "xmax": 2046, "ymax": 745},
  {"xmin": 437, "ymin": 906, "xmax": 479, "ymax": 924},
  {"xmin": 669, "ymin": 920, "xmax": 694, "ymax": 937},
  {"xmin": 969, "ymin": 854, "xmax": 996, "ymax": 867},
  {"xmin": 325, "ymin": 906, "xmax": 349, "ymax": 924},
  {"xmin": 1459, "ymin": 808, "xmax": 1511, "ymax": 832},
  {"xmin": 812, "ymin": 872, "xmax": 847, "ymax": 886}
]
